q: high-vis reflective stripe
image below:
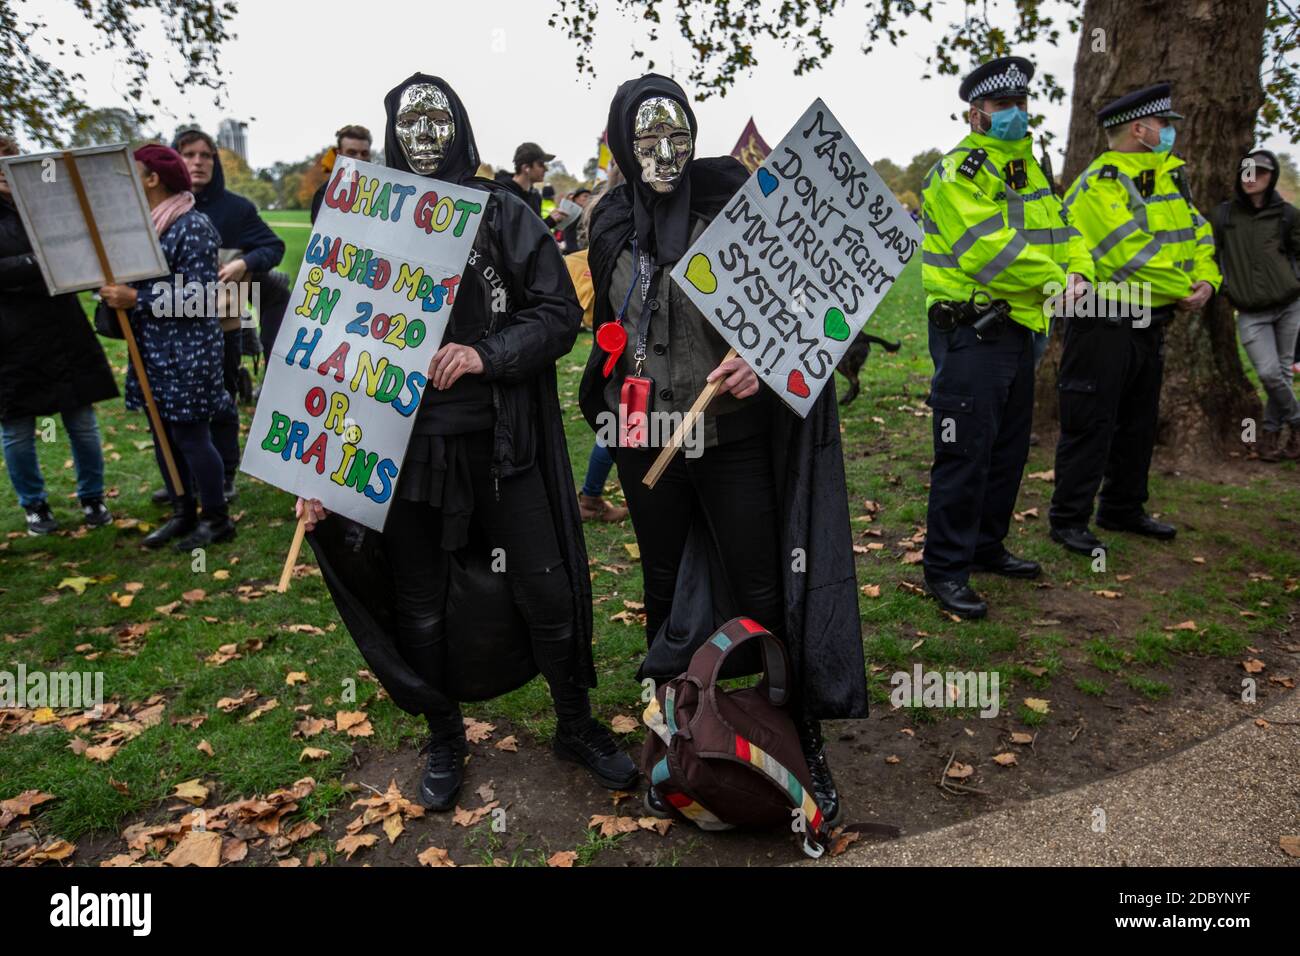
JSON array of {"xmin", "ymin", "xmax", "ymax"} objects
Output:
[
  {"xmin": 952, "ymin": 213, "xmax": 1006, "ymax": 260},
  {"xmin": 1112, "ymin": 239, "xmax": 1160, "ymax": 282},
  {"xmin": 923, "ymin": 249, "xmax": 961, "ymax": 268},
  {"xmin": 974, "ymin": 233, "xmax": 1027, "ymax": 284},
  {"xmin": 1196, "ymin": 235, "xmax": 1214, "ymax": 246},
  {"xmin": 1021, "ymin": 226, "xmax": 1073, "ymax": 246},
  {"xmin": 1154, "ymin": 227, "xmax": 1196, "ymax": 244},
  {"xmin": 1094, "ymin": 219, "xmax": 1141, "ymax": 259}
]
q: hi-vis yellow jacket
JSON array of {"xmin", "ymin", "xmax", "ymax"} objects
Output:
[
  {"xmin": 1062, "ymin": 150, "xmax": 1221, "ymax": 309},
  {"xmin": 922, "ymin": 132, "xmax": 1093, "ymax": 333}
]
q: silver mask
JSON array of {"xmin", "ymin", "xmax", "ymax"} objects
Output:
[
  {"xmin": 632, "ymin": 96, "xmax": 692, "ymax": 193},
  {"xmin": 396, "ymin": 83, "xmax": 455, "ymax": 175}
]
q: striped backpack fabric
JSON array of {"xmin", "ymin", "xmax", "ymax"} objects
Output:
[{"xmin": 641, "ymin": 616, "xmax": 830, "ymax": 857}]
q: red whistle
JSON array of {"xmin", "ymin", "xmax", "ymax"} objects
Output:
[{"xmin": 597, "ymin": 322, "xmax": 628, "ymax": 378}]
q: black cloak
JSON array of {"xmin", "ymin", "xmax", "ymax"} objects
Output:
[
  {"xmin": 578, "ymin": 75, "xmax": 869, "ymax": 720},
  {"xmin": 305, "ymin": 74, "xmax": 594, "ymax": 715}
]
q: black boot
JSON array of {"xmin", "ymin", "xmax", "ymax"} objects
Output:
[
  {"xmin": 554, "ymin": 716, "xmax": 639, "ymax": 790},
  {"xmin": 143, "ymin": 497, "xmax": 197, "ymax": 550},
  {"xmin": 416, "ymin": 716, "xmax": 468, "ymax": 812},
  {"xmin": 174, "ymin": 507, "xmax": 236, "ymax": 551},
  {"xmin": 797, "ymin": 714, "xmax": 843, "ymax": 829}
]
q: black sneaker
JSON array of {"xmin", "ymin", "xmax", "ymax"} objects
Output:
[
  {"xmin": 80, "ymin": 497, "xmax": 113, "ymax": 528},
  {"xmin": 174, "ymin": 515, "xmax": 237, "ymax": 551},
  {"xmin": 553, "ymin": 717, "xmax": 639, "ymax": 790},
  {"xmin": 151, "ymin": 486, "xmax": 171, "ymax": 504},
  {"xmin": 24, "ymin": 502, "xmax": 58, "ymax": 536},
  {"xmin": 416, "ymin": 731, "xmax": 468, "ymax": 811},
  {"xmin": 223, "ymin": 476, "xmax": 238, "ymax": 502},
  {"xmin": 142, "ymin": 502, "xmax": 197, "ymax": 550}
]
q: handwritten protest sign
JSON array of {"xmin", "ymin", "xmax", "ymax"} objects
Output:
[
  {"xmin": 0, "ymin": 144, "xmax": 167, "ymax": 295},
  {"xmin": 669, "ymin": 99, "xmax": 920, "ymax": 417},
  {"xmin": 241, "ymin": 157, "xmax": 484, "ymax": 531}
]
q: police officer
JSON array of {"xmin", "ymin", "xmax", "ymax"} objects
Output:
[
  {"xmin": 1050, "ymin": 84, "xmax": 1221, "ymax": 555},
  {"xmin": 921, "ymin": 56, "xmax": 1094, "ymax": 618}
]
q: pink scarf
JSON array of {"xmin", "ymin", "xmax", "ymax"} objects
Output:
[{"xmin": 151, "ymin": 191, "xmax": 195, "ymax": 236}]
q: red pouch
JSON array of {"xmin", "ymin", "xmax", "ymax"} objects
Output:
[{"xmin": 619, "ymin": 375, "xmax": 654, "ymax": 448}]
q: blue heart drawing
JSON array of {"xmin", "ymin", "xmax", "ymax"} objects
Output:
[{"xmin": 756, "ymin": 167, "xmax": 778, "ymax": 197}]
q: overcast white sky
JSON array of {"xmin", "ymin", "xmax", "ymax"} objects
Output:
[{"xmin": 31, "ymin": 0, "xmax": 1295, "ymax": 173}]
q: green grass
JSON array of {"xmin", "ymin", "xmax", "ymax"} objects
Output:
[{"xmin": 2, "ymin": 227, "xmax": 1298, "ymax": 854}]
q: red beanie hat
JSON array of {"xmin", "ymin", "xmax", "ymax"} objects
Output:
[{"xmin": 134, "ymin": 144, "xmax": 192, "ymax": 194}]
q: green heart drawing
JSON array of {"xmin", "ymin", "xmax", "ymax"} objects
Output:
[
  {"xmin": 684, "ymin": 253, "xmax": 718, "ymax": 294},
  {"xmin": 823, "ymin": 306, "xmax": 850, "ymax": 341}
]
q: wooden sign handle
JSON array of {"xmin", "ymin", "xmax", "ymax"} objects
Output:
[
  {"xmin": 642, "ymin": 346, "xmax": 738, "ymax": 489},
  {"xmin": 278, "ymin": 513, "xmax": 308, "ymax": 593},
  {"xmin": 61, "ymin": 151, "xmax": 184, "ymax": 496}
]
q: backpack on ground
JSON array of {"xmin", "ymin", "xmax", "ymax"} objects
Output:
[{"xmin": 641, "ymin": 615, "xmax": 831, "ymax": 858}]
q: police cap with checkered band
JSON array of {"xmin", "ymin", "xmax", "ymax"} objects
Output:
[
  {"xmin": 959, "ymin": 56, "xmax": 1034, "ymax": 103},
  {"xmin": 1097, "ymin": 82, "xmax": 1184, "ymax": 128}
]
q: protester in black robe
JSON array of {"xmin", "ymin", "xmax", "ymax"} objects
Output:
[
  {"xmin": 301, "ymin": 73, "xmax": 637, "ymax": 811},
  {"xmin": 578, "ymin": 74, "xmax": 867, "ymax": 825}
]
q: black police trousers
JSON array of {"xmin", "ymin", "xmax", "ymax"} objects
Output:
[
  {"xmin": 1050, "ymin": 314, "xmax": 1167, "ymax": 529},
  {"xmin": 922, "ymin": 320, "xmax": 1034, "ymax": 585}
]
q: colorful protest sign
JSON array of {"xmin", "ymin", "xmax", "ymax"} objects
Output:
[
  {"xmin": 0, "ymin": 144, "xmax": 167, "ymax": 295},
  {"xmin": 241, "ymin": 157, "xmax": 485, "ymax": 531},
  {"xmin": 669, "ymin": 99, "xmax": 920, "ymax": 417}
]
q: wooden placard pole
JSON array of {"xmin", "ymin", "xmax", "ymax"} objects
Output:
[
  {"xmin": 642, "ymin": 346, "xmax": 738, "ymax": 489},
  {"xmin": 278, "ymin": 513, "xmax": 308, "ymax": 593},
  {"xmin": 61, "ymin": 151, "xmax": 185, "ymax": 496}
]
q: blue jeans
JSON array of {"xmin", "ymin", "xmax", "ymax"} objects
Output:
[
  {"xmin": 2, "ymin": 406, "xmax": 106, "ymax": 508},
  {"xmin": 580, "ymin": 440, "xmax": 615, "ymax": 497}
]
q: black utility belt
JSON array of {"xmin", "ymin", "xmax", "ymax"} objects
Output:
[{"xmin": 928, "ymin": 292, "xmax": 1014, "ymax": 340}]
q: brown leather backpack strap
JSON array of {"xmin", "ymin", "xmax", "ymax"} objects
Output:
[{"xmin": 683, "ymin": 617, "xmax": 792, "ymax": 706}]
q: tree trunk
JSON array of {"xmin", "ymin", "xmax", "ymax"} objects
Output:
[{"xmin": 1035, "ymin": 0, "xmax": 1265, "ymax": 453}]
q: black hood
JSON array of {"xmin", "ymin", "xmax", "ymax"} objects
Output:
[
  {"xmin": 171, "ymin": 128, "xmax": 226, "ymax": 200},
  {"xmin": 606, "ymin": 73, "xmax": 701, "ymax": 266},
  {"xmin": 1235, "ymin": 148, "xmax": 1283, "ymax": 211},
  {"xmin": 382, "ymin": 73, "xmax": 480, "ymax": 184}
]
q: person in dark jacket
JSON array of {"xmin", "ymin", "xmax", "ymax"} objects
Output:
[
  {"xmin": 172, "ymin": 128, "xmax": 286, "ymax": 501},
  {"xmin": 492, "ymin": 142, "xmax": 562, "ymax": 228},
  {"xmin": 98, "ymin": 145, "xmax": 236, "ymax": 551},
  {"xmin": 298, "ymin": 73, "xmax": 636, "ymax": 812},
  {"xmin": 1213, "ymin": 149, "xmax": 1300, "ymax": 461},
  {"xmin": 309, "ymin": 125, "xmax": 373, "ymax": 224},
  {"xmin": 0, "ymin": 135, "xmax": 118, "ymax": 535},
  {"xmin": 578, "ymin": 74, "xmax": 868, "ymax": 828}
]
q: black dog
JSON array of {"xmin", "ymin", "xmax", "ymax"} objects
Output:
[{"xmin": 835, "ymin": 332, "xmax": 901, "ymax": 406}]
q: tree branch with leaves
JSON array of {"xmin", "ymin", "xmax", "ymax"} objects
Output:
[{"xmin": 0, "ymin": 0, "xmax": 237, "ymax": 146}]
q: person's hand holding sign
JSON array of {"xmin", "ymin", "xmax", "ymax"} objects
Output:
[
  {"xmin": 98, "ymin": 284, "xmax": 138, "ymax": 309},
  {"xmin": 707, "ymin": 353, "xmax": 760, "ymax": 400},
  {"xmin": 295, "ymin": 497, "xmax": 329, "ymax": 531},
  {"xmin": 428, "ymin": 343, "xmax": 484, "ymax": 390}
]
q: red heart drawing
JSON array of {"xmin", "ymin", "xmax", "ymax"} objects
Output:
[{"xmin": 786, "ymin": 369, "xmax": 811, "ymax": 398}]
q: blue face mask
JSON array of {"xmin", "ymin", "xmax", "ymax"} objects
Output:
[
  {"xmin": 1146, "ymin": 124, "xmax": 1176, "ymax": 154},
  {"xmin": 982, "ymin": 106, "xmax": 1029, "ymax": 141}
]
